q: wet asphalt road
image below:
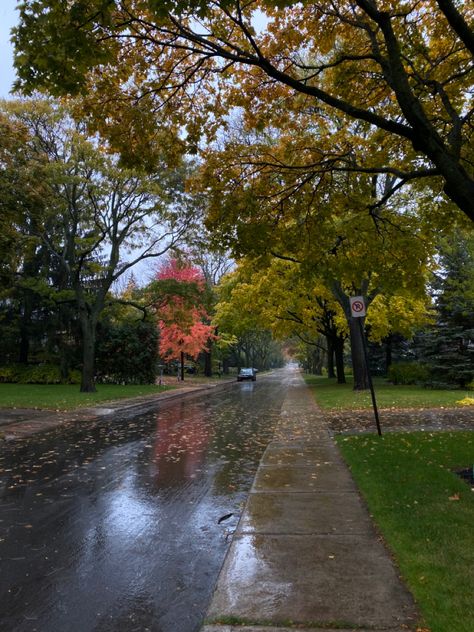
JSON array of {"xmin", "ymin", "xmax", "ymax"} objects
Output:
[{"xmin": 0, "ymin": 371, "xmax": 289, "ymax": 632}]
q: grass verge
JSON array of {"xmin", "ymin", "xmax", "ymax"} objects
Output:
[
  {"xmin": 0, "ymin": 383, "xmax": 173, "ymax": 410},
  {"xmin": 337, "ymin": 431, "xmax": 474, "ymax": 632},
  {"xmin": 304, "ymin": 375, "xmax": 471, "ymax": 410}
]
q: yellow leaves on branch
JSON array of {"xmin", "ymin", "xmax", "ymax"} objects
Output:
[{"xmin": 367, "ymin": 294, "xmax": 433, "ymax": 342}]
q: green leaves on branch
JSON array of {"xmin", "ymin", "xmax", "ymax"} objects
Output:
[{"xmin": 13, "ymin": 1, "xmax": 116, "ymax": 95}]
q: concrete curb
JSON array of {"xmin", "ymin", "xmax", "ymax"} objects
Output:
[{"xmin": 202, "ymin": 627, "xmax": 400, "ymax": 632}]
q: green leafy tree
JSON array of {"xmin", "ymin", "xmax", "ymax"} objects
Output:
[
  {"xmin": 3, "ymin": 99, "xmax": 193, "ymax": 392},
  {"xmin": 96, "ymin": 320, "xmax": 159, "ymax": 384},
  {"xmin": 0, "ymin": 108, "xmax": 74, "ymax": 369}
]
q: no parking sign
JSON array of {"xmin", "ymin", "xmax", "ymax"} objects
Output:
[
  {"xmin": 349, "ymin": 294, "xmax": 382, "ymax": 436},
  {"xmin": 350, "ymin": 296, "xmax": 366, "ymax": 318}
]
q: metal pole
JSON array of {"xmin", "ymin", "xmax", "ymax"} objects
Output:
[{"xmin": 358, "ymin": 318, "xmax": 382, "ymax": 436}]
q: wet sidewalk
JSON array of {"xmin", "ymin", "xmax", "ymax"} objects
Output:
[{"xmin": 201, "ymin": 372, "xmax": 418, "ymax": 632}]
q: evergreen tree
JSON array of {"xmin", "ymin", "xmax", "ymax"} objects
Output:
[{"xmin": 418, "ymin": 231, "xmax": 474, "ymax": 388}]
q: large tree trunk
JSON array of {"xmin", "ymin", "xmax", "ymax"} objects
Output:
[
  {"xmin": 330, "ymin": 280, "xmax": 372, "ymax": 391},
  {"xmin": 334, "ymin": 335, "xmax": 346, "ymax": 384},
  {"xmin": 80, "ymin": 315, "xmax": 97, "ymax": 392},
  {"xmin": 180, "ymin": 350, "xmax": 185, "ymax": 381},
  {"xmin": 349, "ymin": 317, "xmax": 369, "ymax": 390}
]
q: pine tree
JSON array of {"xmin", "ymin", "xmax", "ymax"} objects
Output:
[{"xmin": 418, "ymin": 231, "xmax": 474, "ymax": 388}]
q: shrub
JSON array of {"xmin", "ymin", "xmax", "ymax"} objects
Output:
[
  {"xmin": 387, "ymin": 362, "xmax": 430, "ymax": 385},
  {"xmin": 0, "ymin": 364, "xmax": 81, "ymax": 384},
  {"xmin": 95, "ymin": 320, "xmax": 158, "ymax": 384},
  {"xmin": 0, "ymin": 365, "xmax": 22, "ymax": 383},
  {"xmin": 24, "ymin": 364, "xmax": 63, "ymax": 384}
]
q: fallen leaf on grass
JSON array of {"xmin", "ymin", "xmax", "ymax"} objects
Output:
[{"xmin": 449, "ymin": 493, "xmax": 460, "ymax": 501}]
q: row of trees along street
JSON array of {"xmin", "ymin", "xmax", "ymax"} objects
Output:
[
  {"xmin": 0, "ymin": 100, "xmax": 284, "ymax": 390},
  {"xmin": 1, "ymin": 1, "xmax": 474, "ymax": 391}
]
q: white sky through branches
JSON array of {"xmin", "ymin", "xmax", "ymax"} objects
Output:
[{"xmin": 0, "ymin": 0, "xmax": 18, "ymax": 97}]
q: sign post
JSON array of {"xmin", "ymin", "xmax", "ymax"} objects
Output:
[{"xmin": 350, "ymin": 297, "xmax": 382, "ymax": 437}]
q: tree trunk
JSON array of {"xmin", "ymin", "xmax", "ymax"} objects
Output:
[
  {"xmin": 349, "ymin": 317, "xmax": 369, "ymax": 390},
  {"xmin": 80, "ymin": 316, "xmax": 97, "ymax": 392},
  {"xmin": 385, "ymin": 336, "xmax": 392, "ymax": 373},
  {"xmin": 326, "ymin": 336, "xmax": 335, "ymax": 378},
  {"xmin": 204, "ymin": 350, "xmax": 212, "ymax": 377},
  {"xmin": 19, "ymin": 323, "xmax": 30, "ymax": 364},
  {"xmin": 58, "ymin": 307, "xmax": 71, "ymax": 382},
  {"xmin": 334, "ymin": 336, "xmax": 346, "ymax": 384},
  {"xmin": 329, "ymin": 280, "xmax": 371, "ymax": 391},
  {"xmin": 18, "ymin": 297, "xmax": 33, "ymax": 364},
  {"xmin": 59, "ymin": 339, "xmax": 70, "ymax": 382},
  {"xmin": 310, "ymin": 347, "xmax": 323, "ymax": 375},
  {"xmin": 180, "ymin": 350, "xmax": 185, "ymax": 381}
]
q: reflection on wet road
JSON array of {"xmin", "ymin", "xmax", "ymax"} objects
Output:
[{"xmin": 0, "ymin": 371, "xmax": 289, "ymax": 632}]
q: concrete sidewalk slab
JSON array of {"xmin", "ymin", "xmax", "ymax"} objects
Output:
[
  {"xmin": 206, "ymin": 533, "xmax": 415, "ymax": 629},
  {"xmin": 201, "ymin": 370, "xmax": 418, "ymax": 631},
  {"xmin": 261, "ymin": 443, "xmax": 340, "ymax": 466},
  {"xmin": 238, "ymin": 492, "xmax": 375, "ymax": 535},
  {"xmin": 252, "ymin": 462, "xmax": 358, "ymax": 493}
]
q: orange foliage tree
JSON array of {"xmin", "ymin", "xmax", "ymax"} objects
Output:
[{"xmin": 156, "ymin": 257, "xmax": 216, "ymax": 379}]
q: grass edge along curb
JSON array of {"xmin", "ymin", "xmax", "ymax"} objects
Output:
[
  {"xmin": 303, "ymin": 374, "xmax": 473, "ymax": 411},
  {"xmin": 0, "ymin": 383, "xmax": 174, "ymax": 411}
]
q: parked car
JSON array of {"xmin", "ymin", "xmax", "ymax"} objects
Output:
[{"xmin": 237, "ymin": 368, "xmax": 256, "ymax": 382}]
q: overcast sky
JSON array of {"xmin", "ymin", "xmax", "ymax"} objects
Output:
[{"xmin": 1, "ymin": 0, "xmax": 19, "ymax": 97}]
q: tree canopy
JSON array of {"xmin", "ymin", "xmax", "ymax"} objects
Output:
[{"xmin": 12, "ymin": 1, "xmax": 474, "ymax": 222}]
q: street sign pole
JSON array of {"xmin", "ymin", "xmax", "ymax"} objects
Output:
[
  {"xmin": 350, "ymin": 297, "xmax": 382, "ymax": 437},
  {"xmin": 358, "ymin": 318, "xmax": 382, "ymax": 436}
]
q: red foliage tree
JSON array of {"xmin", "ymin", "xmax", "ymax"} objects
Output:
[{"xmin": 156, "ymin": 258, "xmax": 216, "ymax": 376}]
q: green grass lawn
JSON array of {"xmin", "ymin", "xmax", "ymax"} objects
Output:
[
  {"xmin": 337, "ymin": 431, "xmax": 474, "ymax": 632},
  {"xmin": 0, "ymin": 383, "xmax": 173, "ymax": 410},
  {"xmin": 304, "ymin": 375, "xmax": 472, "ymax": 410}
]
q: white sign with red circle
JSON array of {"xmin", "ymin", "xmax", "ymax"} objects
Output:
[{"xmin": 350, "ymin": 296, "xmax": 366, "ymax": 318}]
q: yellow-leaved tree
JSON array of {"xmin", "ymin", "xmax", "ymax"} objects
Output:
[{"xmin": 13, "ymin": 1, "xmax": 474, "ymax": 224}]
